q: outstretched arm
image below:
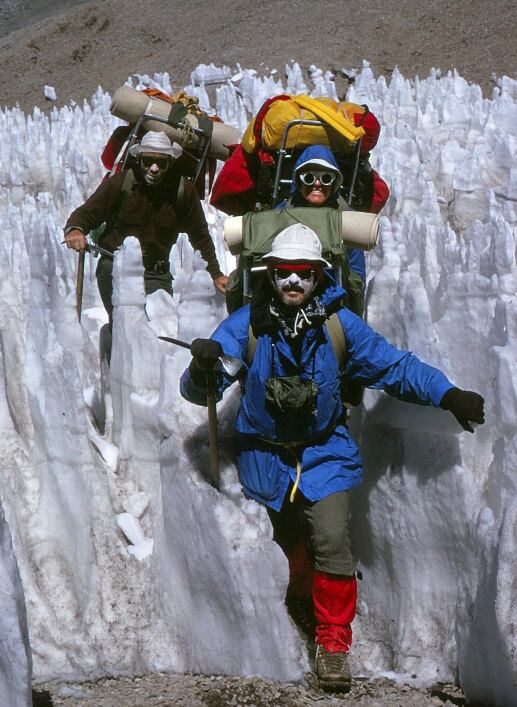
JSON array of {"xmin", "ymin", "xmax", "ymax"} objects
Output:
[{"xmin": 340, "ymin": 309, "xmax": 485, "ymax": 430}]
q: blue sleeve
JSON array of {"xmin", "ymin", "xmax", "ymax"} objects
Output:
[
  {"xmin": 347, "ymin": 248, "xmax": 366, "ymax": 283},
  {"xmin": 179, "ymin": 306, "xmax": 251, "ymax": 407},
  {"xmin": 339, "ymin": 310, "xmax": 454, "ymax": 406}
]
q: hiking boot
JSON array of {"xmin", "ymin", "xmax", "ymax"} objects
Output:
[
  {"xmin": 285, "ymin": 594, "xmax": 317, "ymax": 640},
  {"xmin": 315, "ymin": 644, "xmax": 351, "ymax": 692}
]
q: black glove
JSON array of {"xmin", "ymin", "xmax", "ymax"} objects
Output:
[
  {"xmin": 440, "ymin": 387, "xmax": 485, "ymax": 433},
  {"xmin": 189, "ymin": 338, "xmax": 222, "ymax": 384}
]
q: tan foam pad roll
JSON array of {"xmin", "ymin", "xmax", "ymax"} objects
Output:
[
  {"xmin": 223, "ymin": 212, "xmax": 380, "ymax": 255},
  {"xmin": 223, "ymin": 216, "xmax": 244, "ymax": 255},
  {"xmin": 341, "ymin": 211, "xmax": 380, "ymax": 250},
  {"xmin": 110, "ymin": 86, "xmax": 239, "ymax": 161}
]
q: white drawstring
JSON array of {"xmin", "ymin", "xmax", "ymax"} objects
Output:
[{"xmin": 293, "ymin": 307, "xmax": 311, "ymax": 336}]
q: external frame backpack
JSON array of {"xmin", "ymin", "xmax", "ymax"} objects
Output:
[
  {"xmin": 90, "ymin": 170, "xmax": 187, "ymax": 246},
  {"xmin": 225, "ymin": 206, "xmax": 365, "ymax": 318}
]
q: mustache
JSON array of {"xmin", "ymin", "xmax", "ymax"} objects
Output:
[{"xmin": 282, "ymin": 284, "xmax": 304, "ymax": 293}]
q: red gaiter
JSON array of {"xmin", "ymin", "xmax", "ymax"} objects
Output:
[{"xmin": 313, "ymin": 571, "xmax": 357, "ymax": 653}]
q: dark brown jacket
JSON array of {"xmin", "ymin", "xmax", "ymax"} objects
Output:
[{"xmin": 65, "ymin": 169, "xmax": 223, "ymax": 279}]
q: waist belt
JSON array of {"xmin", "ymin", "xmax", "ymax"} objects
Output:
[
  {"xmin": 258, "ymin": 431, "xmax": 334, "ymax": 503},
  {"xmin": 100, "ymin": 253, "xmax": 170, "ymax": 275},
  {"xmin": 142, "ymin": 256, "xmax": 170, "ymax": 275}
]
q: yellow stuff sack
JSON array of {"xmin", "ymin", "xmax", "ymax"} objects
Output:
[{"xmin": 241, "ymin": 95, "xmax": 366, "ymax": 155}]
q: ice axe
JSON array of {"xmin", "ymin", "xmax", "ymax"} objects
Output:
[
  {"xmin": 65, "ymin": 238, "xmax": 114, "ymax": 322},
  {"xmin": 76, "ymin": 250, "xmax": 86, "ymax": 322},
  {"xmin": 85, "ymin": 241, "xmax": 115, "ymax": 259},
  {"xmin": 158, "ymin": 336, "xmax": 243, "ymax": 491}
]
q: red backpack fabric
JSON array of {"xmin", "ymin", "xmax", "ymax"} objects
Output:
[{"xmin": 210, "ymin": 95, "xmax": 388, "ymax": 215}]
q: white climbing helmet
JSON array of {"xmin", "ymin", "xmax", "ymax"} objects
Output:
[{"xmin": 262, "ymin": 224, "xmax": 330, "ymax": 267}]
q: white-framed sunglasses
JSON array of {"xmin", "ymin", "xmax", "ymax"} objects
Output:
[{"xmin": 299, "ymin": 171, "xmax": 336, "ymax": 187}]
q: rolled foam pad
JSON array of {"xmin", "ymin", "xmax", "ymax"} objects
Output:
[
  {"xmin": 341, "ymin": 211, "xmax": 379, "ymax": 250},
  {"xmin": 224, "ymin": 216, "xmax": 244, "ymax": 255},
  {"xmin": 110, "ymin": 86, "xmax": 240, "ymax": 161},
  {"xmin": 223, "ymin": 212, "xmax": 380, "ymax": 255}
]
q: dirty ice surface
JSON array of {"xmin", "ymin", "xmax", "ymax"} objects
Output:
[{"xmin": 0, "ymin": 62, "xmax": 516, "ymax": 707}]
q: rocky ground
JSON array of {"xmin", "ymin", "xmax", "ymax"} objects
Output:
[
  {"xmin": 1, "ymin": 0, "xmax": 517, "ymax": 112},
  {"xmin": 33, "ymin": 673, "xmax": 467, "ymax": 707}
]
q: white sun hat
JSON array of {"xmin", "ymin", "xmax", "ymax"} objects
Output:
[
  {"xmin": 294, "ymin": 157, "xmax": 343, "ymax": 195},
  {"xmin": 129, "ymin": 130, "xmax": 182, "ymax": 159},
  {"xmin": 262, "ymin": 224, "xmax": 330, "ymax": 267}
]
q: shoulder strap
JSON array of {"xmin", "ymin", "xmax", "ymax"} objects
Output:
[
  {"xmin": 324, "ymin": 312, "xmax": 346, "ymax": 370},
  {"xmin": 101, "ymin": 170, "xmax": 136, "ymax": 241},
  {"xmin": 176, "ymin": 176, "xmax": 186, "ymax": 212},
  {"xmin": 119, "ymin": 169, "xmax": 136, "ymax": 201},
  {"xmin": 245, "ymin": 314, "xmax": 346, "ymax": 370},
  {"xmin": 247, "ymin": 324, "xmax": 257, "ymax": 366},
  {"xmin": 336, "ymin": 195, "xmax": 352, "ymax": 212}
]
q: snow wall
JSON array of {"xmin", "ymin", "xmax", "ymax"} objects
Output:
[
  {"xmin": 0, "ymin": 62, "xmax": 515, "ymax": 705},
  {"xmin": 0, "ymin": 499, "xmax": 32, "ymax": 707}
]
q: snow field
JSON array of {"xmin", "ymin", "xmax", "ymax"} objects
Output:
[{"xmin": 0, "ymin": 62, "xmax": 515, "ymax": 706}]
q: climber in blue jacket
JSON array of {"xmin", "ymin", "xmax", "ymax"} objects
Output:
[{"xmin": 180, "ymin": 223, "xmax": 485, "ymax": 692}]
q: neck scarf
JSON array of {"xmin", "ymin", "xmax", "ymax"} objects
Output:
[{"xmin": 270, "ymin": 296, "xmax": 326, "ymax": 339}]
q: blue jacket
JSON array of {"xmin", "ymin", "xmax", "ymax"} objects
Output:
[
  {"xmin": 180, "ymin": 283, "xmax": 454, "ymax": 511},
  {"xmin": 279, "ymin": 145, "xmax": 366, "ymax": 283}
]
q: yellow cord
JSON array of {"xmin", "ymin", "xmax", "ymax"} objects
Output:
[{"xmin": 290, "ymin": 459, "xmax": 302, "ymax": 503}]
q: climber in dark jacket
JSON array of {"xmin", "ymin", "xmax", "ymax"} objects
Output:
[{"xmin": 64, "ymin": 130, "xmax": 227, "ymax": 321}]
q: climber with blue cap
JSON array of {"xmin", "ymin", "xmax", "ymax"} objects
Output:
[{"xmin": 280, "ymin": 144, "xmax": 366, "ymax": 287}]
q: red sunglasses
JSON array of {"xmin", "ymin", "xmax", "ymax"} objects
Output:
[{"xmin": 270, "ymin": 262, "xmax": 322, "ymax": 281}]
